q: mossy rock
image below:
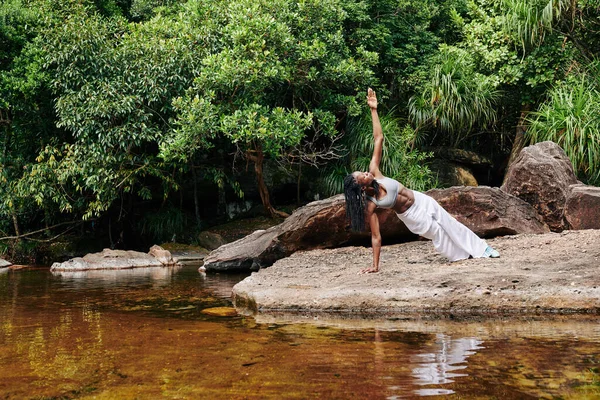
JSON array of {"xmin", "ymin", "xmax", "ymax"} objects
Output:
[{"xmin": 158, "ymin": 242, "xmax": 206, "ymax": 252}]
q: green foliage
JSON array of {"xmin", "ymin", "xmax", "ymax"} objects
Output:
[
  {"xmin": 138, "ymin": 206, "xmax": 188, "ymax": 243},
  {"xmin": 161, "ymin": 0, "xmax": 378, "ymax": 187},
  {"xmin": 34, "ymin": 4, "xmax": 206, "ymax": 219},
  {"xmin": 322, "ymin": 110, "xmax": 435, "ymax": 196},
  {"xmin": 409, "ymin": 46, "xmax": 500, "ymax": 146},
  {"xmin": 500, "ymin": 0, "xmax": 571, "ymax": 49},
  {"xmin": 527, "ymin": 74, "xmax": 600, "ymax": 185},
  {"xmin": 406, "ymin": 0, "xmax": 584, "ymax": 156},
  {"xmin": 347, "ymin": 0, "xmax": 469, "ymax": 97}
]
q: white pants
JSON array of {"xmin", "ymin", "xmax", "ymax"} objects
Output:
[{"xmin": 397, "ymin": 191, "xmax": 488, "ymax": 261}]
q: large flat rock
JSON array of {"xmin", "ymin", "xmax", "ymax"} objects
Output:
[
  {"xmin": 233, "ymin": 229, "xmax": 600, "ymax": 318},
  {"xmin": 50, "ymin": 247, "xmax": 178, "ymax": 271}
]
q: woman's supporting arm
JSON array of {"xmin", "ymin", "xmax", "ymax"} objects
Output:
[{"xmin": 361, "ymin": 202, "xmax": 381, "ymax": 273}]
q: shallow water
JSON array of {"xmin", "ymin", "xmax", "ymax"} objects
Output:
[{"xmin": 0, "ymin": 265, "xmax": 599, "ymax": 399}]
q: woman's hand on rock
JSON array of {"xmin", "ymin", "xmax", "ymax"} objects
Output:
[{"xmin": 359, "ymin": 265, "xmax": 379, "ymax": 274}]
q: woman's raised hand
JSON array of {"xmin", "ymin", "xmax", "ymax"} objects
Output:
[{"xmin": 367, "ymin": 88, "xmax": 377, "ymax": 110}]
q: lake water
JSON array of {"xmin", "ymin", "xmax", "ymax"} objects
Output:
[{"xmin": 1, "ymin": 264, "xmax": 599, "ymax": 399}]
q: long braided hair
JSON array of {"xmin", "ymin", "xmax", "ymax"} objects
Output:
[{"xmin": 343, "ymin": 174, "xmax": 380, "ymax": 232}]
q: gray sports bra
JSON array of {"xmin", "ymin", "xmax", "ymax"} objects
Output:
[{"xmin": 367, "ymin": 176, "xmax": 404, "ymax": 209}]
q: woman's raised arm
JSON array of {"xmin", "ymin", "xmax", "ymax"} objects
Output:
[{"xmin": 367, "ymin": 88, "xmax": 383, "ymax": 178}]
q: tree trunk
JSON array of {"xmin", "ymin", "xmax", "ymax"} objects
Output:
[
  {"xmin": 248, "ymin": 147, "xmax": 289, "ymax": 219},
  {"xmin": 11, "ymin": 208, "xmax": 20, "ymax": 239},
  {"xmin": 296, "ymin": 162, "xmax": 301, "ymax": 206},
  {"xmin": 503, "ymin": 104, "xmax": 532, "ymax": 185},
  {"xmin": 191, "ymin": 163, "xmax": 202, "ymax": 228}
]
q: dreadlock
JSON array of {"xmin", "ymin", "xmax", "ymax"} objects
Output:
[{"xmin": 343, "ymin": 174, "xmax": 380, "ymax": 232}]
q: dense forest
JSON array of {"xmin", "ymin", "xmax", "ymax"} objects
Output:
[{"xmin": 1, "ymin": 0, "xmax": 600, "ymax": 261}]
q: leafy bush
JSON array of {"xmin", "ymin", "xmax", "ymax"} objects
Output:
[{"xmin": 527, "ymin": 73, "xmax": 600, "ymax": 185}]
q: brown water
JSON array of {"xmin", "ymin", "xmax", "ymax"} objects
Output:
[{"xmin": 0, "ymin": 265, "xmax": 599, "ymax": 399}]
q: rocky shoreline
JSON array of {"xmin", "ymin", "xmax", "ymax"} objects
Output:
[{"xmin": 232, "ymin": 229, "xmax": 600, "ymax": 319}]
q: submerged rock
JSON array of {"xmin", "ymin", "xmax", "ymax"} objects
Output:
[
  {"xmin": 50, "ymin": 246, "xmax": 179, "ymax": 272},
  {"xmin": 201, "ymin": 307, "xmax": 238, "ymax": 317}
]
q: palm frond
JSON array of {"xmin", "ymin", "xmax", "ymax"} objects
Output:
[
  {"xmin": 501, "ymin": 0, "xmax": 571, "ymax": 49},
  {"xmin": 320, "ymin": 110, "xmax": 435, "ymax": 196},
  {"xmin": 408, "ymin": 49, "xmax": 500, "ymax": 147},
  {"xmin": 527, "ymin": 75, "xmax": 600, "ymax": 184}
]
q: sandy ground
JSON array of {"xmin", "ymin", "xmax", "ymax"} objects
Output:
[{"xmin": 232, "ymin": 229, "xmax": 600, "ymax": 319}]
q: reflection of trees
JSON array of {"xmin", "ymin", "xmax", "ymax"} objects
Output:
[
  {"xmin": 411, "ymin": 334, "xmax": 483, "ymax": 396},
  {"xmin": 22, "ymin": 305, "xmax": 114, "ymax": 383},
  {"xmin": 0, "ymin": 300, "xmax": 118, "ymax": 396}
]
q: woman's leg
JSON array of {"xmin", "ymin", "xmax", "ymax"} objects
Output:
[{"xmin": 398, "ymin": 191, "xmax": 489, "ymax": 261}]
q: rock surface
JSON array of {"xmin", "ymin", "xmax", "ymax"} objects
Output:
[
  {"xmin": 202, "ymin": 195, "xmax": 413, "ymax": 272},
  {"xmin": 50, "ymin": 247, "xmax": 179, "ymax": 271},
  {"xmin": 429, "ymin": 159, "xmax": 478, "ymax": 187},
  {"xmin": 502, "ymin": 141, "xmax": 579, "ymax": 231},
  {"xmin": 148, "ymin": 245, "xmax": 179, "ymax": 266},
  {"xmin": 233, "ymin": 229, "xmax": 600, "ymax": 318},
  {"xmin": 427, "ymin": 186, "xmax": 550, "ymax": 237},
  {"xmin": 197, "ymin": 231, "xmax": 227, "ymax": 251},
  {"xmin": 0, "ymin": 259, "xmax": 11, "ymax": 268},
  {"xmin": 204, "ymin": 187, "xmax": 550, "ymax": 271},
  {"xmin": 564, "ymin": 184, "xmax": 600, "ymax": 230}
]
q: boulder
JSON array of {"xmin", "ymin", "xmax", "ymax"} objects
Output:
[
  {"xmin": 429, "ymin": 147, "xmax": 493, "ymax": 167},
  {"xmin": 202, "ymin": 195, "xmax": 414, "ymax": 272},
  {"xmin": 202, "ymin": 186, "xmax": 550, "ymax": 272},
  {"xmin": 51, "ymin": 246, "xmax": 179, "ymax": 271},
  {"xmin": 0, "ymin": 258, "xmax": 11, "ymax": 269},
  {"xmin": 565, "ymin": 184, "xmax": 600, "ymax": 230},
  {"xmin": 148, "ymin": 245, "xmax": 179, "ymax": 266},
  {"xmin": 501, "ymin": 141, "xmax": 579, "ymax": 231},
  {"xmin": 426, "ymin": 186, "xmax": 550, "ymax": 237},
  {"xmin": 430, "ymin": 159, "xmax": 478, "ymax": 187},
  {"xmin": 197, "ymin": 231, "xmax": 227, "ymax": 251}
]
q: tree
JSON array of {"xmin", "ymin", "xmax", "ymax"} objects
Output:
[
  {"xmin": 408, "ymin": 46, "xmax": 500, "ymax": 148},
  {"xmin": 0, "ymin": 0, "xmax": 62, "ymax": 244},
  {"xmin": 35, "ymin": 4, "xmax": 205, "ymax": 222},
  {"xmin": 161, "ymin": 0, "xmax": 377, "ymax": 218},
  {"xmin": 406, "ymin": 0, "xmax": 586, "ymax": 179}
]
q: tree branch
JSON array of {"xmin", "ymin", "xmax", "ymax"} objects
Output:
[{"xmin": 0, "ymin": 220, "xmax": 84, "ymax": 241}]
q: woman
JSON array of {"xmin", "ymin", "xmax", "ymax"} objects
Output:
[{"xmin": 344, "ymin": 88, "xmax": 499, "ymax": 273}]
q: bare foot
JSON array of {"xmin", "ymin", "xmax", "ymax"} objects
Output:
[{"xmin": 359, "ymin": 267, "xmax": 379, "ymax": 274}]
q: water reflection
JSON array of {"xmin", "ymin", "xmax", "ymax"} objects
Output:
[
  {"xmin": 0, "ymin": 267, "xmax": 599, "ymax": 399},
  {"xmin": 411, "ymin": 334, "xmax": 483, "ymax": 396},
  {"xmin": 51, "ymin": 265, "xmax": 183, "ymax": 285}
]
